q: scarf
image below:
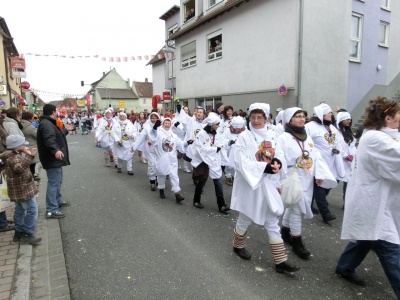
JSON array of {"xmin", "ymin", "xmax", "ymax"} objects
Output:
[
  {"xmin": 323, "ymin": 119, "xmax": 332, "ymax": 126},
  {"xmin": 249, "ymin": 123, "xmax": 270, "ymax": 141},
  {"xmin": 285, "ymin": 124, "xmax": 307, "ymax": 141},
  {"xmin": 11, "ymin": 117, "xmax": 24, "ymax": 130}
]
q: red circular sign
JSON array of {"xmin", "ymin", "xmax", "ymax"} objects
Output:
[
  {"xmin": 278, "ymin": 84, "xmax": 287, "ymax": 96},
  {"xmin": 21, "ymin": 81, "xmax": 30, "ymax": 89}
]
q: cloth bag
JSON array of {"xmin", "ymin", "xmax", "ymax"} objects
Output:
[
  {"xmin": 192, "ymin": 162, "xmax": 209, "ymax": 182},
  {"xmin": 281, "ymin": 168, "xmax": 302, "ymax": 208},
  {"xmin": 0, "ymin": 174, "xmax": 12, "ymax": 212}
]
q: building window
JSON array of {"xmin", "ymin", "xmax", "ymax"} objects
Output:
[
  {"xmin": 379, "ymin": 21, "xmax": 389, "ymax": 47},
  {"xmin": 350, "ymin": 13, "xmax": 363, "ymax": 62},
  {"xmin": 167, "ymin": 24, "xmax": 178, "ymax": 47},
  {"xmin": 181, "ymin": 41, "xmax": 196, "ymax": 69},
  {"xmin": 209, "ymin": 0, "xmax": 223, "ymax": 8},
  {"xmin": 183, "ymin": 0, "xmax": 195, "ymax": 23},
  {"xmin": 168, "ymin": 59, "xmax": 176, "ymax": 78},
  {"xmin": 143, "ymin": 99, "xmax": 146, "ymax": 104},
  {"xmin": 381, "ymin": 0, "xmax": 391, "ymax": 10},
  {"xmin": 208, "ymin": 32, "xmax": 222, "ymax": 61}
]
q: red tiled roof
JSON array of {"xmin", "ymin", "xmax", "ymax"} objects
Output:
[
  {"xmin": 134, "ymin": 81, "xmax": 153, "ymax": 98},
  {"xmin": 169, "ymin": 0, "xmax": 248, "ymax": 40}
]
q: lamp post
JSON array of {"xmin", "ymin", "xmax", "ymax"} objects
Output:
[{"xmin": 162, "ymin": 47, "xmax": 175, "ymax": 112}]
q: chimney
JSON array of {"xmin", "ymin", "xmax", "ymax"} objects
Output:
[
  {"xmin": 145, "ymin": 78, "xmax": 148, "ymax": 83},
  {"xmin": 127, "ymin": 78, "xmax": 130, "ymax": 90}
]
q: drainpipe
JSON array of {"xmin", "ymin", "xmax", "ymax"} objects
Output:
[
  {"xmin": 297, "ymin": 0, "xmax": 304, "ymax": 107},
  {"xmin": 3, "ymin": 43, "xmax": 11, "ymax": 107}
]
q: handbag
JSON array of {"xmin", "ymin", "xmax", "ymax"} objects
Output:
[
  {"xmin": 281, "ymin": 168, "xmax": 302, "ymax": 208},
  {"xmin": 192, "ymin": 162, "xmax": 209, "ymax": 182},
  {"xmin": 0, "ymin": 174, "xmax": 12, "ymax": 212}
]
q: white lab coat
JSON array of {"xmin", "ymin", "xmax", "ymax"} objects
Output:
[
  {"xmin": 341, "ymin": 128, "xmax": 400, "ymax": 245},
  {"xmin": 305, "ymin": 121, "xmax": 345, "ymax": 180},
  {"xmin": 230, "ymin": 128, "xmax": 285, "ymax": 225},
  {"xmin": 276, "ymin": 132, "xmax": 338, "ymax": 219},
  {"xmin": 111, "ymin": 121, "xmax": 136, "ymax": 160},
  {"xmin": 335, "ymin": 131, "xmax": 357, "ymax": 182},
  {"xmin": 95, "ymin": 118, "xmax": 115, "ymax": 148}
]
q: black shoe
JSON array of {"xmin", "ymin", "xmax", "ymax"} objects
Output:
[
  {"xmin": 335, "ymin": 270, "xmax": 366, "ymax": 285},
  {"xmin": 175, "ymin": 194, "xmax": 185, "ymax": 203},
  {"xmin": 128, "ymin": 171, "xmax": 134, "ymax": 175},
  {"xmin": 218, "ymin": 205, "xmax": 230, "ymax": 215},
  {"xmin": 275, "ymin": 261, "xmax": 300, "ymax": 273},
  {"xmin": 20, "ymin": 233, "xmax": 41, "ymax": 246},
  {"xmin": 233, "ymin": 247, "xmax": 251, "ymax": 260},
  {"xmin": 323, "ymin": 213, "xmax": 336, "ymax": 223},
  {"xmin": 311, "ymin": 206, "xmax": 319, "ymax": 214},
  {"xmin": 280, "ymin": 227, "xmax": 293, "ymax": 246},
  {"xmin": 45, "ymin": 211, "xmax": 65, "ymax": 219},
  {"xmin": 193, "ymin": 202, "xmax": 204, "ymax": 209},
  {"xmin": 58, "ymin": 201, "xmax": 71, "ymax": 207},
  {"xmin": 34, "ymin": 176, "xmax": 41, "ymax": 181},
  {"xmin": 117, "ymin": 168, "xmax": 122, "ymax": 173},
  {"xmin": 159, "ymin": 189, "xmax": 166, "ymax": 199},
  {"xmin": 291, "ymin": 236, "xmax": 311, "ymax": 260},
  {"xmin": 151, "ymin": 184, "xmax": 156, "ymax": 191}
]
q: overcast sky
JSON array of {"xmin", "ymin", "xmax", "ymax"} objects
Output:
[{"xmin": 2, "ymin": 0, "xmax": 179, "ymax": 101}]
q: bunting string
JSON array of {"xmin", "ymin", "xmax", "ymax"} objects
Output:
[{"xmin": 18, "ymin": 52, "xmax": 175, "ymax": 61}]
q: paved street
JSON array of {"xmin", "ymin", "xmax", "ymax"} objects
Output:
[{"xmin": 48, "ymin": 132, "xmax": 395, "ymax": 299}]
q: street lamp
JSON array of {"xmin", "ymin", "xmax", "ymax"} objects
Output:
[{"xmin": 162, "ymin": 47, "xmax": 175, "ymax": 111}]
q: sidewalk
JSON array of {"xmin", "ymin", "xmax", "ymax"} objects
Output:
[{"xmin": 0, "ymin": 170, "xmax": 70, "ymax": 300}]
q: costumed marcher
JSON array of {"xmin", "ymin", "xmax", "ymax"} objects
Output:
[
  {"xmin": 95, "ymin": 109, "xmax": 116, "ymax": 167},
  {"xmin": 111, "ymin": 112, "xmax": 136, "ymax": 175},
  {"xmin": 148, "ymin": 118, "xmax": 189, "ymax": 203},
  {"xmin": 217, "ymin": 105, "xmax": 234, "ymax": 136},
  {"xmin": 274, "ymin": 110, "xmax": 285, "ymax": 137},
  {"xmin": 190, "ymin": 113, "xmax": 230, "ymax": 214},
  {"xmin": 175, "ymin": 105, "xmax": 206, "ymax": 173},
  {"xmin": 132, "ymin": 111, "xmax": 161, "ymax": 191},
  {"xmin": 305, "ymin": 103, "xmax": 345, "ymax": 222},
  {"xmin": 218, "ymin": 116, "xmax": 245, "ymax": 186},
  {"xmin": 133, "ymin": 111, "xmax": 148, "ymax": 163},
  {"xmin": 335, "ymin": 97, "xmax": 400, "ymax": 299},
  {"xmin": 277, "ymin": 108, "xmax": 337, "ymax": 259},
  {"xmin": 0, "ymin": 135, "xmax": 41, "ymax": 245},
  {"xmin": 230, "ymin": 103, "xmax": 300, "ymax": 274},
  {"xmin": 335, "ymin": 111, "xmax": 356, "ymax": 209}
]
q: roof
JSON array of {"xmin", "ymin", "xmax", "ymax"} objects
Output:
[
  {"xmin": 169, "ymin": 0, "xmax": 248, "ymax": 40},
  {"xmin": 147, "ymin": 47, "xmax": 166, "ymax": 65},
  {"xmin": 159, "ymin": 5, "xmax": 180, "ymax": 21},
  {"xmin": 0, "ymin": 17, "xmax": 19, "ymax": 54},
  {"xmin": 47, "ymin": 100, "xmax": 63, "ymax": 107},
  {"xmin": 133, "ymin": 81, "xmax": 153, "ymax": 98},
  {"xmin": 97, "ymin": 88, "xmax": 138, "ymax": 99},
  {"xmin": 90, "ymin": 69, "xmax": 113, "ymax": 86}
]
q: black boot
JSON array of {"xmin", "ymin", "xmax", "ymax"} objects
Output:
[
  {"xmin": 291, "ymin": 236, "xmax": 311, "ymax": 260},
  {"xmin": 218, "ymin": 204, "xmax": 230, "ymax": 215},
  {"xmin": 13, "ymin": 231, "xmax": 24, "ymax": 242},
  {"xmin": 233, "ymin": 229, "xmax": 251, "ymax": 260},
  {"xmin": 20, "ymin": 233, "xmax": 41, "ymax": 246},
  {"xmin": 280, "ymin": 227, "xmax": 292, "ymax": 245},
  {"xmin": 159, "ymin": 189, "xmax": 165, "ymax": 199},
  {"xmin": 175, "ymin": 194, "xmax": 185, "ymax": 203},
  {"xmin": 193, "ymin": 194, "xmax": 204, "ymax": 208},
  {"xmin": 150, "ymin": 180, "xmax": 156, "ymax": 191},
  {"xmin": 275, "ymin": 261, "xmax": 300, "ymax": 273}
]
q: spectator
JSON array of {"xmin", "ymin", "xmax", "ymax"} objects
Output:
[
  {"xmin": 21, "ymin": 111, "xmax": 40, "ymax": 181},
  {"xmin": 37, "ymin": 104, "xmax": 72, "ymax": 219}
]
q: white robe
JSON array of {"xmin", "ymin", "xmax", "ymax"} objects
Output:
[
  {"xmin": 341, "ymin": 128, "xmax": 400, "ymax": 245},
  {"xmin": 176, "ymin": 109, "xmax": 204, "ymax": 159},
  {"xmin": 149, "ymin": 127, "xmax": 187, "ymax": 176},
  {"xmin": 230, "ymin": 128, "xmax": 285, "ymax": 225},
  {"xmin": 133, "ymin": 119, "xmax": 148, "ymax": 152},
  {"xmin": 111, "ymin": 121, "xmax": 136, "ymax": 160},
  {"xmin": 276, "ymin": 132, "xmax": 337, "ymax": 219},
  {"xmin": 335, "ymin": 131, "xmax": 357, "ymax": 182},
  {"xmin": 305, "ymin": 121, "xmax": 345, "ymax": 180},
  {"xmin": 95, "ymin": 118, "xmax": 115, "ymax": 148},
  {"xmin": 217, "ymin": 127, "xmax": 244, "ymax": 167}
]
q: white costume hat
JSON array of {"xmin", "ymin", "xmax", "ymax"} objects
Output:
[
  {"xmin": 230, "ymin": 116, "xmax": 245, "ymax": 129},
  {"xmin": 204, "ymin": 113, "xmax": 221, "ymax": 125},
  {"xmin": 248, "ymin": 102, "xmax": 270, "ymax": 117},
  {"xmin": 282, "ymin": 107, "xmax": 303, "ymax": 127},
  {"xmin": 313, "ymin": 103, "xmax": 332, "ymax": 122},
  {"xmin": 336, "ymin": 111, "xmax": 351, "ymax": 127},
  {"xmin": 275, "ymin": 110, "xmax": 285, "ymax": 125}
]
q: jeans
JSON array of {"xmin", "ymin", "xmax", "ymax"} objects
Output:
[
  {"xmin": 45, "ymin": 167, "xmax": 64, "ymax": 213},
  {"xmin": 312, "ymin": 182, "xmax": 331, "ymax": 217},
  {"xmin": 336, "ymin": 240, "xmax": 400, "ymax": 299},
  {"xmin": 14, "ymin": 197, "xmax": 38, "ymax": 235},
  {"xmin": 0, "ymin": 211, "xmax": 8, "ymax": 229},
  {"xmin": 194, "ymin": 177, "xmax": 225, "ymax": 207}
]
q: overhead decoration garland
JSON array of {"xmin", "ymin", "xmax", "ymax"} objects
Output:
[
  {"xmin": 30, "ymin": 88, "xmax": 86, "ymax": 98},
  {"xmin": 18, "ymin": 52, "xmax": 174, "ymax": 61}
]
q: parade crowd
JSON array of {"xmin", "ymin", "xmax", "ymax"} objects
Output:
[{"xmin": 0, "ymin": 97, "xmax": 399, "ymax": 298}]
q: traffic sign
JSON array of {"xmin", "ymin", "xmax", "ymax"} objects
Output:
[
  {"xmin": 278, "ymin": 84, "xmax": 287, "ymax": 96},
  {"xmin": 21, "ymin": 81, "xmax": 30, "ymax": 89}
]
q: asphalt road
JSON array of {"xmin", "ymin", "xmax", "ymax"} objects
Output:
[{"xmin": 59, "ymin": 132, "xmax": 396, "ymax": 300}]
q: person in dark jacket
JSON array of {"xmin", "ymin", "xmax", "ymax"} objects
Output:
[{"xmin": 37, "ymin": 104, "xmax": 72, "ymax": 219}]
